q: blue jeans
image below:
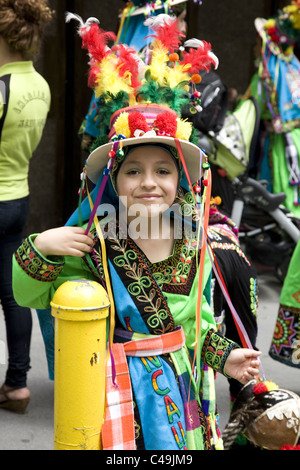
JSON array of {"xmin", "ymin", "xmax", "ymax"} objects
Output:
[{"xmin": 0, "ymin": 196, "xmax": 32, "ymax": 388}]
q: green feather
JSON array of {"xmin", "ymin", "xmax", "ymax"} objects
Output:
[
  {"xmin": 89, "ymin": 134, "xmax": 109, "ymax": 153},
  {"xmin": 159, "ymin": 85, "xmax": 190, "ymax": 115},
  {"xmin": 136, "ymin": 79, "xmax": 163, "ymax": 104},
  {"xmin": 137, "ymin": 77, "xmax": 190, "ymax": 115},
  {"xmin": 97, "ymin": 91, "xmax": 129, "ymax": 128},
  {"xmin": 190, "ymin": 126, "xmax": 200, "ymax": 145}
]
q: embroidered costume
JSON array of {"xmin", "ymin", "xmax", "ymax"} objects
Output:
[
  {"xmin": 269, "ymin": 238, "xmax": 300, "ymax": 368},
  {"xmin": 242, "ymin": 2, "xmax": 300, "ymax": 215},
  {"xmin": 12, "ymin": 12, "xmax": 244, "ymax": 450},
  {"xmin": 13, "ymin": 212, "xmax": 240, "ymax": 450}
]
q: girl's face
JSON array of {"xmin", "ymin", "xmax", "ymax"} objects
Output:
[{"xmin": 116, "ymin": 146, "xmax": 179, "ymax": 219}]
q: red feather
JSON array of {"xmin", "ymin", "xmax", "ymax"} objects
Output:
[
  {"xmin": 150, "ymin": 18, "xmax": 185, "ymax": 53},
  {"xmin": 88, "ymin": 64, "xmax": 100, "ymax": 89},
  {"xmin": 181, "ymin": 41, "xmax": 216, "ymax": 73},
  {"xmin": 80, "ymin": 22, "xmax": 116, "ymax": 64},
  {"xmin": 111, "ymin": 44, "xmax": 141, "ymax": 89}
]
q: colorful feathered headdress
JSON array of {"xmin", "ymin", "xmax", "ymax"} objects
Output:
[
  {"xmin": 66, "ymin": 11, "xmax": 218, "ymax": 166},
  {"xmin": 255, "ymin": 0, "xmax": 300, "ymax": 55}
]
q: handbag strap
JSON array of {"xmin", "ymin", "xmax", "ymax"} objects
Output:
[{"xmin": 0, "ymin": 74, "xmax": 11, "ymax": 140}]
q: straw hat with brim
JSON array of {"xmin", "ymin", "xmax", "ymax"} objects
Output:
[{"xmin": 85, "ymin": 103, "xmax": 202, "ymax": 185}]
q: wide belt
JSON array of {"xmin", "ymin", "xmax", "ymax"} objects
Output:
[{"xmin": 101, "ymin": 327, "xmax": 185, "ymax": 450}]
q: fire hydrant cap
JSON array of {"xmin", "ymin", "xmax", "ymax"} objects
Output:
[{"xmin": 51, "ymin": 279, "xmax": 110, "ymax": 311}]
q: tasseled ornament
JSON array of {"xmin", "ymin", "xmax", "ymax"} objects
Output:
[
  {"xmin": 175, "ymin": 118, "xmax": 192, "ymax": 140},
  {"xmin": 66, "ymin": 12, "xmax": 221, "ymax": 143},
  {"xmin": 252, "ymin": 380, "xmax": 279, "ymax": 395},
  {"xmin": 114, "ymin": 112, "xmax": 131, "ymax": 138}
]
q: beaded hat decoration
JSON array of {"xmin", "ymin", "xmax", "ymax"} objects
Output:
[{"xmin": 66, "ymin": 12, "xmax": 218, "ymax": 185}]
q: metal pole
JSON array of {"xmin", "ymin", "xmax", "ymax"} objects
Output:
[{"xmin": 51, "ymin": 279, "xmax": 109, "ymax": 450}]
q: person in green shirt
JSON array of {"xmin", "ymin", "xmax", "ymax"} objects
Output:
[{"xmin": 0, "ymin": 0, "xmax": 53, "ymax": 413}]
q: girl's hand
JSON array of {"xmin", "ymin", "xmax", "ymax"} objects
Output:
[
  {"xmin": 34, "ymin": 226, "xmax": 95, "ymax": 258},
  {"xmin": 224, "ymin": 348, "xmax": 262, "ymax": 384}
]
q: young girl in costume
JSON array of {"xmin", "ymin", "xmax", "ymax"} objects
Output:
[{"xmin": 12, "ymin": 13, "xmax": 261, "ymax": 450}]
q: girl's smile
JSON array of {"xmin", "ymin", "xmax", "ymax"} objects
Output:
[{"xmin": 116, "ymin": 146, "xmax": 179, "ymax": 219}]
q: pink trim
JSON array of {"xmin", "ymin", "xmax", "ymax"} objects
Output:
[{"xmin": 108, "ymin": 104, "xmax": 177, "ymax": 140}]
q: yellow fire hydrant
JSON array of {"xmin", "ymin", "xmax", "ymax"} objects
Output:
[{"xmin": 50, "ymin": 279, "xmax": 109, "ymax": 450}]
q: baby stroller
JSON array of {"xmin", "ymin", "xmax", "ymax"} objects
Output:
[{"xmin": 183, "ymin": 73, "xmax": 300, "ymax": 281}]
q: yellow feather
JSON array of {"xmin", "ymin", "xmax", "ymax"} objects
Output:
[
  {"xmin": 165, "ymin": 64, "xmax": 191, "ymax": 88},
  {"xmin": 94, "ymin": 56, "xmax": 133, "ymax": 98},
  {"xmin": 146, "ymin": 39, "xmax": 169, "ymax": 84},
  {"xmin": 175, "ymin": 118, "xmax": 192, "ymax": 141},
  {"xmin": 114, "ymin": 112, "xmax": 131, "ymax": 138}
]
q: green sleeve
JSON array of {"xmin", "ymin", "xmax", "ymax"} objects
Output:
[
  {"xmin": 201, "ymin": 329, "xmax": 239, "ymax": 377},
  {"xmin": 12, "ymin": 234, "xmax": 96, "ymax": 310},
  {"xmin": 168, "ymin": 252, "xmax": 217, "ymax": 351}
]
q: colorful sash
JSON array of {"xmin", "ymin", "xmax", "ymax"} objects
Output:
[{"xmin": 101, "ymin": 327, "xmax": 186, "ymax": 450}]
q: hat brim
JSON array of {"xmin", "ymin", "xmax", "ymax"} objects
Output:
[{"xmin": 86, "ymin": 136, "xmax": 202, "ymax": 185}]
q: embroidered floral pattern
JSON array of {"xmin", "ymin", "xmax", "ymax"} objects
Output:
[
  {"xmin": 15, "ymin": 236, "xmax": 64, "ymax": 281},
  {"xmin": 107, "ymin": 237, "xmax": 174, "ymax": 334},
  {"xmin": 201, "ymin": 329, "xmax": 239, "ymax": 376},
  {"xmin": 150, "ymin": 237, "xmax": 199, "ymax": 294},
  {"xmin": 269, "ymin": 306, "xmax": 300, "ymax": 368}
]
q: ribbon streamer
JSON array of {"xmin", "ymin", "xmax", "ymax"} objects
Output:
[{"xmin": 205, "ymin": 231, "xmax": 266, "ymax": 379}]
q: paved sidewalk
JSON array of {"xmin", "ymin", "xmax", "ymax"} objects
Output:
[
  {"xmin": 0, "ymin": 306, "xmax": 54, "ymax": 450},
  {"xmin": 0, "ymin": 270, "xmax": 299, "ymax": 450}
]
